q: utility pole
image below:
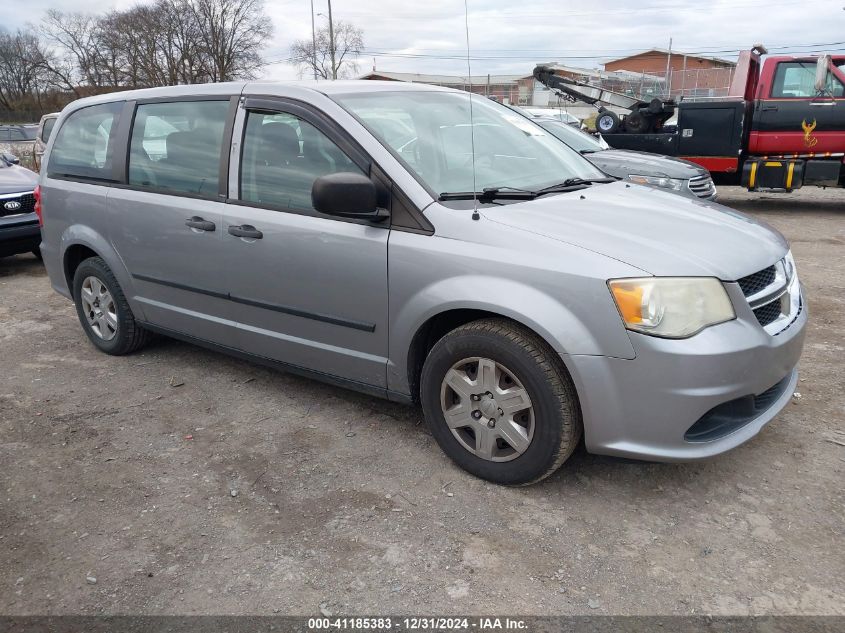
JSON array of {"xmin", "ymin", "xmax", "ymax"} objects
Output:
[
  {"xmin": 665, "ymin": 37, "xmax": 673, "ymax": 98},
  {"xmin": 310, "ymin": 0, "xmax": 317, "ymax": 80},
  {"xmin": 327, "ymin": 0, "xmax": 337, "ymax": 80}
]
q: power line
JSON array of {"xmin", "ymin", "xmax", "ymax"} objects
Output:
[{"xmin": 333, "ymin": 0, "xmax": 841, "ymax": 20}]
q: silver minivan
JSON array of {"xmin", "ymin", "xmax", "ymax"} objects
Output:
[{"xmin": 38, "ymin": 81, "xmax": 806, "ymax": 485}]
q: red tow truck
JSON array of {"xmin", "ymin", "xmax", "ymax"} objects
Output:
[{"xmin": 534, "ymin": 46, "xmax": 845, "ymax": 192}]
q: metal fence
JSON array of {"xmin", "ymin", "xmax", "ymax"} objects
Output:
[{"xmin": 580, "ymin": 67, "xmax": 737, "ymax": 101}]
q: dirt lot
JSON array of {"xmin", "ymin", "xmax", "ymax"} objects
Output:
[{"xmin": 1, "ymin": 187, "xmax": 843, "ymax": 616}]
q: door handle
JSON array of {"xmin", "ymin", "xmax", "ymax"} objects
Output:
[
  {"xmin": 761, "ymin": 104, "xmax": 778, "ymax": 111},
  {"xmin": 185, "ymin": 216, "xmax": 216, "ymax": 231},
  {"xmin": 228, "ymin": 224, "xmax": 263, "ymax": 239}
]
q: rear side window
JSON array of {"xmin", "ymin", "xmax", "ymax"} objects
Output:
[
  {"xmin": 239, "ymin": 111, "xmax": 363, "ymax": 212},
  {"xmin": 129, "ymin": 100, "xmax": 229, "ymax": 198},
  {"xmin": 49, "ymin": 102, "xmax": 122, "ymax": 181}
]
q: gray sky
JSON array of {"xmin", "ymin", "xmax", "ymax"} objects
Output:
[{"xmin": 6, "ymin": 0, "xmax": 845, "ymax": 79}]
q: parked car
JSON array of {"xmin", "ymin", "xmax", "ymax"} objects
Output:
[
  {"xmin": 534, "ymin": 117, "xmax": 718, "ymax": 200},
  {"xmin": 39, "ymin": 82, "xmax": 805, "ymax": 485},
  {"xmin": 0, "ymin": 124, "xmax": 37, "ymax": 142},
  {"xmin": 519, "ymin": 106, "xmax": 581, "ymax": 127},
  {"xmin": 0, "ymin": 152, "xmax": 40, "ymax": 258},
  {"xmin": 34, "ymin": 113, "xmax": 59, "ymax": 171}
]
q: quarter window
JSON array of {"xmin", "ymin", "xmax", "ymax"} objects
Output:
[
  {"xmin": 48, "ymin": 102, "xmax": 122, "ymax": 181},
  {"xmin": 239, "ymin": 111, "xmax": 363, "ymax": 212},
  {"xmin": 129, "ymin": 100, "xmax": 229, "ymax": 197}
]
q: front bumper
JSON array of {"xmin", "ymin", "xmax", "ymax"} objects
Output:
[
  {"xmin": 566, "ymin": 281, "xmax": 807, "ymax": 461},
  {"xmin": 0, "ymin": 217, "xmax": 41, "ymax": 257}
]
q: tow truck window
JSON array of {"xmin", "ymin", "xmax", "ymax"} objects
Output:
[{"xmin": 772, "ymin": 62, "xmax": 845, "ymax": 98}]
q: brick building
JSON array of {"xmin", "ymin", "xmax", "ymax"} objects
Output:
[{"xmin": 603, "ymin": 49, "xmax": 736, "ymax": 98}]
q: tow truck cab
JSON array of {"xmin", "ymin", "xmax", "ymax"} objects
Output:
[{"xmin": 584, "ymin": 48, "xmax": 845, "ymax": 192}]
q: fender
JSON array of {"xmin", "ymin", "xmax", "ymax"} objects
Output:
[
  {"xmin": 387, "ymin": 274, "xmax": 637, "ymax": 396},
  {"xmin": 58, "ymin": 224, "xmax": 149, "ymax": 322}
]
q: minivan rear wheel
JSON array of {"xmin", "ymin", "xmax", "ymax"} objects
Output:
[
  {"xmin": 72, "ymin": 257, "xmax": 151, "ymax": 355},
  {"xmin": 420, "ymin": 319, "xmax": 582, "ymax": 485}
]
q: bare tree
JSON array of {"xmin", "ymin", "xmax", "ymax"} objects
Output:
[
  {"xmin": 41, "ymin": 10, "xmax": 108, "ymax": 89},
  {"xmin": 0, "ymin": 0, "xmax": 275, "ymax": 119},
  {"xmin": 189, "ymin": 0, "xmax": 273, "ymax": 82},
  {"xmin": 291, "ymin": 20, "xmax": 363, "ymax": 80},
  {"xmin": 0, "ymin": 28, "xmax": 58, "ymax": 109}
]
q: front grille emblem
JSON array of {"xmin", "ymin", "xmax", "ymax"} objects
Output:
[{"xmin": 3, "ymin": 200, "xmax": 21, "ymax": 211}]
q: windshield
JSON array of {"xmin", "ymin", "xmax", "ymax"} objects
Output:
[
  {"xmin": 335, "ymin": 91, "xmax": 604, "ymax": 196},
  {"xmin": 535, "ymin": 119, "xmax": 604, "ymax": 153}
]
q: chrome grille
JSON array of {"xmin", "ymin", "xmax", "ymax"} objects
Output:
[
  {"xmin": 753, "ymin": 301, "xmax": 782, "ymax": 327},
  {"xmin": 737, "ymin": 265, "xmax": 776, "ymax": 296},
  {"xmin": 688, "ymin": 175, "xmax": 716, "ymax": 199},
  {"xmin": 0, "ymin": 192, "xmax": 35, "ymax": 217},
  {"xmin": 735, "ymin": 256, "xmax": 800, "ymax": 334}
]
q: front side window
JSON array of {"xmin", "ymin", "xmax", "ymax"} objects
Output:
[
  {"xmin": 772, "ymin": 62, "xmax": 845, "ymax": 98},
  {"xmin": 129, "ymin": 100, "xmax": 229, "ymax": 197},
  {"xmin": 335, "ymin": 91, "xmax": 604, "ymax": 197},
  {"xmin": 48, "ymin": 102, "xmax": 121, "ymax": 181},
  {"xmin": 239, "ymin": 111, "xmax": 363, "ymax": 212}
]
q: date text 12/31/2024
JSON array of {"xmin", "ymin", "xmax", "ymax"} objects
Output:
[{"xmin": 307, "ymin": 617, "xmax": 528, "ymax": 630}]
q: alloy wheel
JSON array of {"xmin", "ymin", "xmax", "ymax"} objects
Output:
[{"xmin": 80, "ymin": 275, "xmax": 118, "ymax": 341}]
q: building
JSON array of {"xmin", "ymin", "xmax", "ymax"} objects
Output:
[
  {"xmin": 359, "ymin": 71, "xmax": 539, "ymax": 105},
  {"xmin": 603, "ymin": 49, "xmax": 737, "ymax": 98}
]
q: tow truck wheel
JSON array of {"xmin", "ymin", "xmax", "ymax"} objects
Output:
[{"xmin": 596, "ymin": 111, "xmax": 620, "ymax": 134}]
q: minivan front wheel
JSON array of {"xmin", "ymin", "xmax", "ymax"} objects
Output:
[
  {"xmin": 72, "ymin": 257, "xmax": 151, "ymax": 355},
  {"xmin": 420, "ymin": 319, "xmax": 582, "ymax": 485}
]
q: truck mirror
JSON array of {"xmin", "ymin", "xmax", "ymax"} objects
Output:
[{"xmin": 815, "ymin": 55, "xmax": 831, "ymax": 94}]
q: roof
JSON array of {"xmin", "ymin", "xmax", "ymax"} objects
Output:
[
  {"xmin": 359, "ymin": 71, "xmax": 531, "ymax": 85},
  {"xmin": 605, "ymin": 49, "xmax": 736, "ymax": 67},
  {"xmin": 54, "ymin": 79, "xmax": 460, "ymax": 115}
]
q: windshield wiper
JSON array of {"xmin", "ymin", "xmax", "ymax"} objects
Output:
[
  {"xmin": 535, "ymin": 177, "xmax": 617, "ymax": 194},
  {"xmin": 438, "ymin": 178, "xmax": 617, "ymax": 202},
  {"xmin": 438, "ymin": 186, "xmax": 538, "ymax": 202}
]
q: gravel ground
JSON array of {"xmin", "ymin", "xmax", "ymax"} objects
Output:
[{"xmin": 1, "ymin": 186, "xmax": 843, "ymax": 616}]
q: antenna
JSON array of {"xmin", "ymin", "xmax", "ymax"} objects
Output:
[{"xmin": 463, "ymin": 0, "xmax": 480, "ymax": 221}]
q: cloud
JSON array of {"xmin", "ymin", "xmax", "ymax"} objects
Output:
[{"xmin": 6, "ymin": 0, "xmax": 845, "ymax": 80}]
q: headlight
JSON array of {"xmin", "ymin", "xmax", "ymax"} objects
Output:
[
  {"xmin": 608, "ymin": 277, "xmax": 735, "ymax": 338},
  {"xmin": 627, "ymin": 174, "xmax": 684, "ymax": 192}
]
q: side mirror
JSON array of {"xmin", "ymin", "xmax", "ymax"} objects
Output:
[
  {"xmin": 815, "ymin": 55, "xmax": 831, "ymax": 94},
  {"xmin": 1, "ymin": 152, "xmax": 20, "ymax": 165},
  {"xmin": 312, "ymin": 172, "xmax": 387, "ymax": 221}
]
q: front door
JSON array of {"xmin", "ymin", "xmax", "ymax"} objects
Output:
[
  {"xmin": 751, "ymin": 58, "xmax": 845, "ymax": 154},
  {"xmin": 107, "ymin": 98, "xmax": 237, "ymax": 344},
  {"xmin": 222, "ymin": 100, "xmax": 390, "ymax": 389}
]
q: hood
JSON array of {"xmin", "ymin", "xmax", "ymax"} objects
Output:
[
  {"xmin": 0, "ymin": 163, "xmax": 38, "ymax": 195},
  {"xmin": 481, "ymin": 181, "xmax": 787, "ymax": 279},
  {"xmin": 586, "ymin": 149, "xmax": 707, "ymax": 180}
]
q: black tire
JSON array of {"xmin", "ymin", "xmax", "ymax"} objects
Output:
[
  {"xmin": 596, "ymin": 110, "xmax": 620, "ymax": 134},
  {"xmin": 420, "ymin": 319, "xmax": 582, "ymax": 486},
  {"xmin": 32, "ymin": 248, "xmax": 43, "ymax": 260},
  {"xmin": 72, "ymin": 256, "xmax": 152, "ymax": 355},
  {"xmin": 623, "ymin": 111, "xmax": 649, "ymax": 134}
]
